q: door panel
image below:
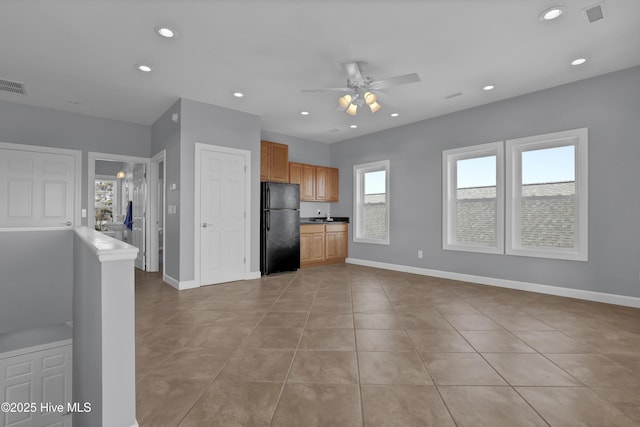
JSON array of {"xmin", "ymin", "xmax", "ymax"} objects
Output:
[
  {"xmin": 132, "ymin": 164, "xmax": 146, "ymax": 270},
  {"xmin": 0, "ymin": 149, "xmax": 75, "ymax": 228},
  {"xmin": 200, "ymin": 149, "xmax": 246, "ymax": 285}
]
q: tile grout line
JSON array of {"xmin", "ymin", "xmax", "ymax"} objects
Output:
[
  {"xmin": 348, "ymin": 265, "xmax": 366, "ymax": 427},
  {"xmin": 168, "ymin": 272, "xmax": 300, "ymax": 427},
  {"xmin": 441, "ymin": 291, "xmax": 565, "ymax": 427},
  {"xmin": 377, "ymin": 272, "xmax": 460, "ymax": 427},
  {"xmin": 267, "ymin": 269, "xmax": 324, "ymax": 427}
]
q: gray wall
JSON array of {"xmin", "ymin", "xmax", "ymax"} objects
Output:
[
  {"xmin": 0, "ymin": 100, "xmax": 151, "ymax": 226},
  {"xmin": 0, "ymin": 230, "xmax": 73, "ymax": 334},
  {"xmin": 72, "ymin": 234, "xmax": 103, "ymax": 426},
  {"xmin": 95, "ymin": 160, "xmax": 125, "ymax": 177},
  {"xmin": 179, "ymin": 99, "xmax": 261, "ymax": 280},
  {"xmin": 151, "ymin": 99, "xmax": 182, "ymax": 280},
  {"xmin": 330, "ymin": 66, "xmax": 640, "ymax": 298},
  {"xmin": 73, "ymin": 229, "xmax": 137, "ymax": 427}
]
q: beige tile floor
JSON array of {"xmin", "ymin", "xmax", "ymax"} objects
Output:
[{"xmin": 134, "ymin": 264, "xmax": 640, "ymax": 427}]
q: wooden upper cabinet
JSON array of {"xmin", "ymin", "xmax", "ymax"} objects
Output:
[
  {"xmin": 301, "ymin": 164, "xmax": 316, "ymax": 201},
  {"xmin": 315, "ymin": 167, "xmax": 328, "ymax": 201},
  {"xmin": 328, "ymin": 167, "xmax": 339, "ymax": 202},
  {"xmin": 290, "ymin": 163, "xmax": 339, "ymax": 202},
  {"xmin": 260, "ymin": 140, "xmax": 289, "ymax": 182},
  {"xmin": 260, "ymin": 142, "xmax": 270, "ymax": 181},
  {"xmin": 289, "ymin": 162, "xmax": 303, "ymax": 186}
]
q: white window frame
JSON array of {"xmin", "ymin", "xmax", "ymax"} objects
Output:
[
  {"xmin": 353, "ymin": 160, "xmax": 390, "ymax": 245},
  {"xmin": 505, "ymin": 128, "xmax": 588, "ymax": 261},
  {"xmin": 442, "ymin": 142, "xmax": 504, "ymax": 254}
]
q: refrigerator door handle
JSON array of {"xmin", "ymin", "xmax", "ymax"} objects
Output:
[
  {"xmin": 266, "ymin": 184, "xmax": 270, "ymax": 210},
  {"xmin": 266, "ymin": 210, "xmax": 270, "ymax": 231}
]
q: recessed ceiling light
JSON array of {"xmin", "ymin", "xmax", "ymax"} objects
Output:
[
  {"xmin": 350, "ymin": 125, "xmax": 358, "ymax": 129},
  {"xmin": 390, "ymin": 113, "xmax": 399, "ymax": 117},
  {"xmin": 155, "ymin": 26, "xmax": 176, "ymax": 38},
  {"xmin": 539, "ymin": 6, "xmax": 565, "ymax": 21},
  {"xmin": 233, "ymin": 92, "xmax": 244, "ymax": 98},
  {"xmin": 571, "ymin": 58, "xmax": 587, "ymax": 66},
  {"xmin": 300, "ymin": 111, "xmax": 309, "ymax": 116},
  {"xmin": 483, "ymin": 85, "xmax": 495, "ymax": 91},
  {"xmin": 136, "ymin": 64, "xmax": 152, "ymax": 73}
]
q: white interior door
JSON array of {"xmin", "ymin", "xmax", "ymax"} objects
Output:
[
  {"xmin": 132, "ymin": 163, "xmax": 146, "ymax": 270},
  {"xmin": 199, "ymin": 148, "xmax": 246, "ymax": 285},
  {"xmin": 0, "ymin": 148, "xmax": 76, "ymax": 228}
]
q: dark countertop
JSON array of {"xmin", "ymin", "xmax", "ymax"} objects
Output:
[{"xmin": 300, "ymin": 216, "xmax": 350, "ymax": 224}]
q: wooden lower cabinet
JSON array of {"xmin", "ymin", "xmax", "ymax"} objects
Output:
[
  {"xmin": 300, "ymin": 224, "xmax": 325, "ymax": 264},
  {"xmin": 301, "ymin": 223, "xmax": 348, "ymax": 267}
]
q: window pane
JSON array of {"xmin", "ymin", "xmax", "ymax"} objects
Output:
[
  {"xmin": 355, "ymin": 161, "xmax": 390, "ymax": 244},
  {"xmin": 521, "ymin": 198, "xmax": 575, "ymax": 248},
  {"xmin": 363, "ymin": 204, "xmax": 387, "ymax": 240},
  {"xmin": 363, "ymin": 169, "xmax": 386, "ymax": 240},
  {"xmin": 364, "ymin": 170, "xmax": 385, "ymax": 194},
  {"xmin": 455, "ymin": 156, "xmax": 496, "ymax": 245},
  {"xmin": 95, "ymin": 180, "xmax": 115, "ymax": 231},
  {"xmin": 522, "ymin": 145, "xmax": 575, "ymax": 186},
  {"xmin": 521, "ymin": 145, "xmax": 576, "ymax": 248}
]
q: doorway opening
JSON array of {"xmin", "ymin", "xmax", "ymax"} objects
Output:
[{"xmin": 88, "ymin": 152, "xmax": 153, "ymax": 271}]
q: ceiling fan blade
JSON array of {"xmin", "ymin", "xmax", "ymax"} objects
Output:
[
  {"xmin": 301, "ymin": 87, "xmax": 352, "ymax": 93},
  {"xmin": 369, "ymin": 73, "xmax": 421, "ymax": 90},
  {"xmin": 342, "ymin": 62, "xmax": 365, "ymax": 82}
]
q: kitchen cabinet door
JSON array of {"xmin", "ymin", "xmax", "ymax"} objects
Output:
[
  {"xmin": 301, "ymin": 224, "xmax": 326, "ymax": 265},
  {"xmin": 289, "ymin": 162, "xmax": 303, "ymax": 186},
  {"xmin": 315, "ymin": 167, "xmax": 328, "ymax": 201},
  {"xmin": 260, "ymin": 141, "xmax": 271, "ymax": 181},
  {"xmin": 270, "ymin": 142, "xmax": 289, "ymax": 182},
  {"xmin": 301, "ymin": 164, "xmax": 316, "ymax": 201},
  {"xmin": 328, "ymin": 167, "xmax": 339, "ymax": 202},
  {"xmin": 325, "ymin": 224, "xmax": 347, "ymax": 261},
  {"xmin": 260, "ymin": 140, "xmax": 289, "ymax": 182}
]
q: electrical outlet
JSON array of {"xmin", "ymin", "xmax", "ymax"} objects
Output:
[
  {"xmin": 417, "ymin": 250, "xmax": 423, "ymax": 259},
  {"xmin": 317, "ymin": 209, "xmax": 321, "ymax": 215}
]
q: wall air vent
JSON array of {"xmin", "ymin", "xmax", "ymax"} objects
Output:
[
  {"xmin": 0, "ymin": 78, "xmax": 26, "ymax": 96},
  {"xmin": 445, "ymin": 92, "xmax": 463, "ymax": 100},
  {"xmin": 583, "ymin": 2, "xmax": 606, "ymax": 23}
]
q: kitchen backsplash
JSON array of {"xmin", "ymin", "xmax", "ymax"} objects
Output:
[{"xmin": 300, "ymin": 201, "xmax": 331, "ymax": 218}]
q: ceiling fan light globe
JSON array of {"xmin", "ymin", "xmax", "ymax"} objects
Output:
[
  {"xmin": 346, "ymin": 103, "xmax": 358, "ymax": 115},
  {"xmin": 369, "ymin": 101, "xmax": 382, "ymax": 113},
  {"xmin": 364, "ymin": 91, "xmax": 377, "ymax": 105},
  {"xmin": 338, "ymin": 94, "xmax": 352, "ymax": 109}
]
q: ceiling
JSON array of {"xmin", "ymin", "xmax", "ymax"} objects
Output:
[{"xmin": 1, "ymin": 0, "xmax": 639, "ymax": 144}]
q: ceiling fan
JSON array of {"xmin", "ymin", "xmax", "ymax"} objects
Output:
[{"xmin": 302, "ymin": 62, "xmax": 420, "ymax": 115}]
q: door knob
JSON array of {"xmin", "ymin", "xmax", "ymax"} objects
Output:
[
  {"xmin": 62, "ymin": 221, "xmax": 72, "ymax": 226},
  {"xmin": 202, "ymin": 223, "xmax": 208, "ymax": 228}
]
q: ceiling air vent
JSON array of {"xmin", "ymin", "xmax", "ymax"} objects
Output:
[
  {"xmin": 445, "ymin": 92, "xmax": 463, "ymax": 100},
  {"xmin": 0, "ymin": 78, "xmax": 26, "ymax": 96},
  {"xmin": 583, "ymin": 2, "xmax": 606, "ymax": 23}
]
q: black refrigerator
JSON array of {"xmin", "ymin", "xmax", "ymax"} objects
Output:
[{"xmin": 261, "ymin": 182, "xmax": 300, "ymax": 275}]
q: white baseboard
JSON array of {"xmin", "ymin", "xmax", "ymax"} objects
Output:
[
  {"xmin": 163, "ymin": 274, "xmax": 198, "ymax": 290},
  {"xmin": 246, "ymin": 271, "xmax": 262, "ymax": 280},
  {"xmin": 346, "ymin": 258, "xmax": 640, "ymax": 309}
]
